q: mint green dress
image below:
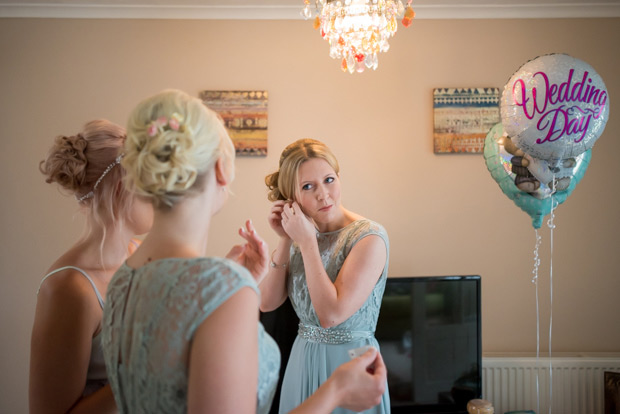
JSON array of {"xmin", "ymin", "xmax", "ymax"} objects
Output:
[
  {"xmin": 102, "ymin": 257, "xmax": 280, "ymax": 414},
  {"xmin": 279, "ymin": 219, "xmax": 391, "ymax": 414}
]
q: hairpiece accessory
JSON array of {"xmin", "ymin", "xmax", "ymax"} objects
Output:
[
  {"xmin": 147, "ymin": 112, "xmax": 185, "ymax": 137},
  {"xmin": 76, "ymin": 154, "xmax": 124, "ymax": 202},
  {"xmin": 269, "ymin": 249, "xmax": 288, "ymax": 269}
]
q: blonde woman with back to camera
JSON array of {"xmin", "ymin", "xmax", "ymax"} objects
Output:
[
  {"xmin": 30, "ymin": 120, "xmax": 153, "ymax": 413},
  {"xmin": 101, "ymin": 89, "xmax": 387, "ymax": 414},
  {"xmin": 262, "ymin": 139, "xmax": 391, "ymax": 414}
]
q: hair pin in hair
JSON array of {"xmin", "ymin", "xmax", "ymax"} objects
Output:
[
  {"xmin": 76, "ymin": 154, "xmax": 124, "ymax": 202},
  {"xmin": 147, "ymin": 112, "xmax": 185, "ymax": 137}
]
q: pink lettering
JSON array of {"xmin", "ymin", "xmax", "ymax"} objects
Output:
[
  {"xmin": 511, "ymin": 67, "xmax": 605, "ymax": 146},
  {"xmin": 512, "ymin": 79, "xmax": 533, "ymax": 119},
  {"xmin": 536, "ymin": 106, "xmax": 594, "ymax": 144}
]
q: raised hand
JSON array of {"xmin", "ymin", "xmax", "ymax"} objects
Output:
[
  {"xmin": 225, "ymin": 220, "xmax": 269, "ymax": 284},
  {"xmin": 280, "ymin": 201, "xmax": 316, "ymax": 247},
  {"xmin": 268, "ymin": 200, "xmax": 291, "ymax": 239}
]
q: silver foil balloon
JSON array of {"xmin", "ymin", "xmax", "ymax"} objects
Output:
[{"xmin": 501, "ymin": 54, "xmax": 609, "ymax": 163}]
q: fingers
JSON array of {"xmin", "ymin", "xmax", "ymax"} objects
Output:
[
  {"xmin": 355, "ymin": 347, "xmax": 378, "ymax": 367},
  {"xmin": 225, "ymin": 244, "xmax": 246, "ymax": 262},
  {"xmin": 352, "ymin": 348, "xmax": 385, "ymax": 379},
  {"xmin": 368, "ymin": 349, "xmax": 386, "ymax": 380},
  {"xmin": 290, "ymin": 201, "xmax": 301, "ymax": 214},
  {"xmin": 269, "ymin": 201, "xmax": 296, "ymax": 240},
  {"xmin": 270, "ymin": 200, "xmax": 287, "ymax": 216},
  {"xmin": 238, "ymin": 219, "xmax": 256, "ymax": 242},
  {"xmin": 287, "ymin": 201, "xmax": 311, "ymax": 222},
  {"xmin": 333, "ymin": 348, "xmax": 386, "ymax": 412},
  {"xmin": 237, "ymin": 220, "xmax": 268, "ymax": 258},
  {"xmin": 270, "ymin": 202, "xmax": 288, "ymax": 224},
  {"xmin": 239, "ymin": 221, "xmax": 265, "ymax": 249},
  {"xmin": 280, "ymin": 204, "xmax": 291, "ymax": 222}
]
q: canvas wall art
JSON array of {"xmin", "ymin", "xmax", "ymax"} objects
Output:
[
  {"xmin": 433, "ymin": 87, "xmax": 500, "ymax": 154},
  {"xmin": 199, "ymin": 90, "xmax": 268, "ymax": 156}
]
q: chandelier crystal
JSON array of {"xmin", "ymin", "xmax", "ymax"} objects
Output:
[{"xmin": 302, "ymin": 0, "xmax": 415, "ymax": 73}]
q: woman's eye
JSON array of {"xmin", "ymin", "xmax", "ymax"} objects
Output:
[
  {"xmin": 302, "ymin": 184, "xmax": 312, "ymax": 191},
  {"xmin": 325, "ymin": 176, "xmax": 335, "ymax": 184}
]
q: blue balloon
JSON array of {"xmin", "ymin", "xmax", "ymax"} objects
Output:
[{"xmin": 484, "ymin": 123, "xmax": 591, "ymax": 229}]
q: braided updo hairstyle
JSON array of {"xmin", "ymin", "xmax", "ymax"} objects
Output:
[
  {"xmin": 39, "ymin": 119, "xmax": 132, "ymax": 228},
  {"xmin": 122, "ymin": 89, "xmax": 235, "ymax": 209},
  {"xmin": 265, "ymin": 138, "xmax": 339, "ymax": 202}
]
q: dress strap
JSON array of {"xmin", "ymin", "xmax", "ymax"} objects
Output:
[{"xmin": 38, "ymin": 266, "xmax": 105, "ymax": 309}]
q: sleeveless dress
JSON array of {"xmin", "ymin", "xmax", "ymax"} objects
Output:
[
  {"xmin": 101, "ymin": 257, "xmax": 281, "ymax": 414},
  {"xmin": 38, "ymin": 266, "xmax": 108, "ymax": 396},
  {"xmin": 279, "ymin": 219, "xmax": 391, "ymax": 414}
]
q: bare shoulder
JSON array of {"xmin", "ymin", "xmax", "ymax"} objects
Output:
[
  {"xmin": 193, "ymin": 286, "xmax": 259, "ymax": 349},
  {"xmin": 38, "ymin": 265, "xmax": 99, "ymax": 310}
]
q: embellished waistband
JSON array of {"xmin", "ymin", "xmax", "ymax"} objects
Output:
[{"xmin": 298, "ymin": 323, "xmax": 374, "ymax": 345}]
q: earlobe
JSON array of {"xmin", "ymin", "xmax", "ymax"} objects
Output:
[{"xmin": 214, "ymin": 157, "xmax": 230, "ymax": 187}]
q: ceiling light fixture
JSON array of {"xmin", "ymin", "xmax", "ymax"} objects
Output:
[{"xmin": 302, "ymin": 0, "xmax": 415, "ymax": 73}]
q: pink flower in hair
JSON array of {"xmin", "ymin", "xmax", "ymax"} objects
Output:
[
  {"xmin": 147, "ymin": 113, "xmax": 185, "ymax": 137},
  {"xmin": 169, "ymin": 113, "xmax": 183, "ymax": 131},
  {"xmin": 156, "ymin": 116, "xmax": 167, "ymax": 126},
  {"xmin": 147, "ymin": 123, "xmax": 159, "ymax": 137}
]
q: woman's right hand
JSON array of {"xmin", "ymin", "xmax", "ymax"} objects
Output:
[
  {"xmin": 268, "ymin": 200, "xmax": 291, "ymax": 239},
  {"xmin": 332, "ymin": 347, "xmax": 387, "ymax": 412},
  {"xmin": 225, "ymin": 220, "xmax": 269, "ymax": 284},
  {"xmin": 289, "ymin": 347, "xmax": 387, "ymax": 414}
]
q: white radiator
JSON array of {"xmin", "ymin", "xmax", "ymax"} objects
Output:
[{"xmin": 482, "ymin": 356, "xmax": 620, "ymax": 414}]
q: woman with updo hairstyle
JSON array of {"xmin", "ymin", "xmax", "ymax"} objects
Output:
[
  {"xmin": 30, "ymin": 120, "xmax": 153, "ymax": 414},
  {"xmin": 262, "ymin": 139, "xmax": 391, "ymax": 414},
  {"xmin": 101, "ymin": 89, "xmax": 388, "ymax": 414}
]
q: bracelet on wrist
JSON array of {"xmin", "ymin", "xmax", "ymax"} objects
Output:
[{"xmin": 270, "ymin": 249, "xmax": 288, "ymax": 269}]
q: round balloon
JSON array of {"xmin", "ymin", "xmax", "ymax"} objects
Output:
[
  {"xmin": 501, "ymin": 54, "xmax": 609, "ymax": 162},
  {"xmin": 484, "ymin": 123, "xmax": 591, "ymax": 229}
]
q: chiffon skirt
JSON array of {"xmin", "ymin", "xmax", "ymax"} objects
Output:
[{"xmin": 278, "ymin": 335, "xmax": 390, "ymax": 414}]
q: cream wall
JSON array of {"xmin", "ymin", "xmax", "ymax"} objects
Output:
[{"xmin": 1, "ymin": 17, "xmax": 619, "ymax": 412}]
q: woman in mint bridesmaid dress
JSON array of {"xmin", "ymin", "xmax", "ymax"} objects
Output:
[{"xmin": 263, "ymin": 139, "xmax": 391, "ymax": 414}]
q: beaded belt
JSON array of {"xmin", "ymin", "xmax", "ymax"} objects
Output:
[{"xmin": 298, "ymin": 323, "xmax": 374, "ymax": 345}]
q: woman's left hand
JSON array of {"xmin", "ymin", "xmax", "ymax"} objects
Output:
[
  {"xmin": 280, "ymin": 202, "xmax": 316, "ymax": 247},
  {"xmin": 226, "ymin": 220, "xmax": 269, "ymax": 284}
]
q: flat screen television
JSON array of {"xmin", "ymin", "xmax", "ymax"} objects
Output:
[
  {"xmin": 259, "ymin": 275, "xmax": 482, "ymax": 414},
  {"xmin": 376, "ymin": 275, "xmax": 482, "ymax": 414}
]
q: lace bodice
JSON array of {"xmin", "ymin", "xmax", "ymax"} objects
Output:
[
  {"xmin": 287, "ymin": 219, "xmax": 390, "ymax": 331},
  {"xmin": 102, "ymin": 257, "xmax": 280, "ymax": 414}
]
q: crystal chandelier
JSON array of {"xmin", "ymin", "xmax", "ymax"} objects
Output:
[{"xmin": 302, "ymin": 0, "xmax": 415, "ymax": 73}]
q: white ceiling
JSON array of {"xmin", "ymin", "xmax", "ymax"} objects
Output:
[{"xmin": 1, "ymin": 0, "xmax": 619, "ymax": 19}]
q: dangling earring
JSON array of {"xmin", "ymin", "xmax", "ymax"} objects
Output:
[{"xmin": 221, "ymin": 185, "xmax": 233, "ymax": 196}]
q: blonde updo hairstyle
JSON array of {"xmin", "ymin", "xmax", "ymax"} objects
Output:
[
  {"xmin": 39, "ymin": 119, "xmax": 133, "ymax": 231},
  {"xmin": 265, "ymin": 138, "xmax": 339, "ymax": 202},
  {"xmin": 123, "ymin": 89, "xmax": 235, "ymax": 209}
]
